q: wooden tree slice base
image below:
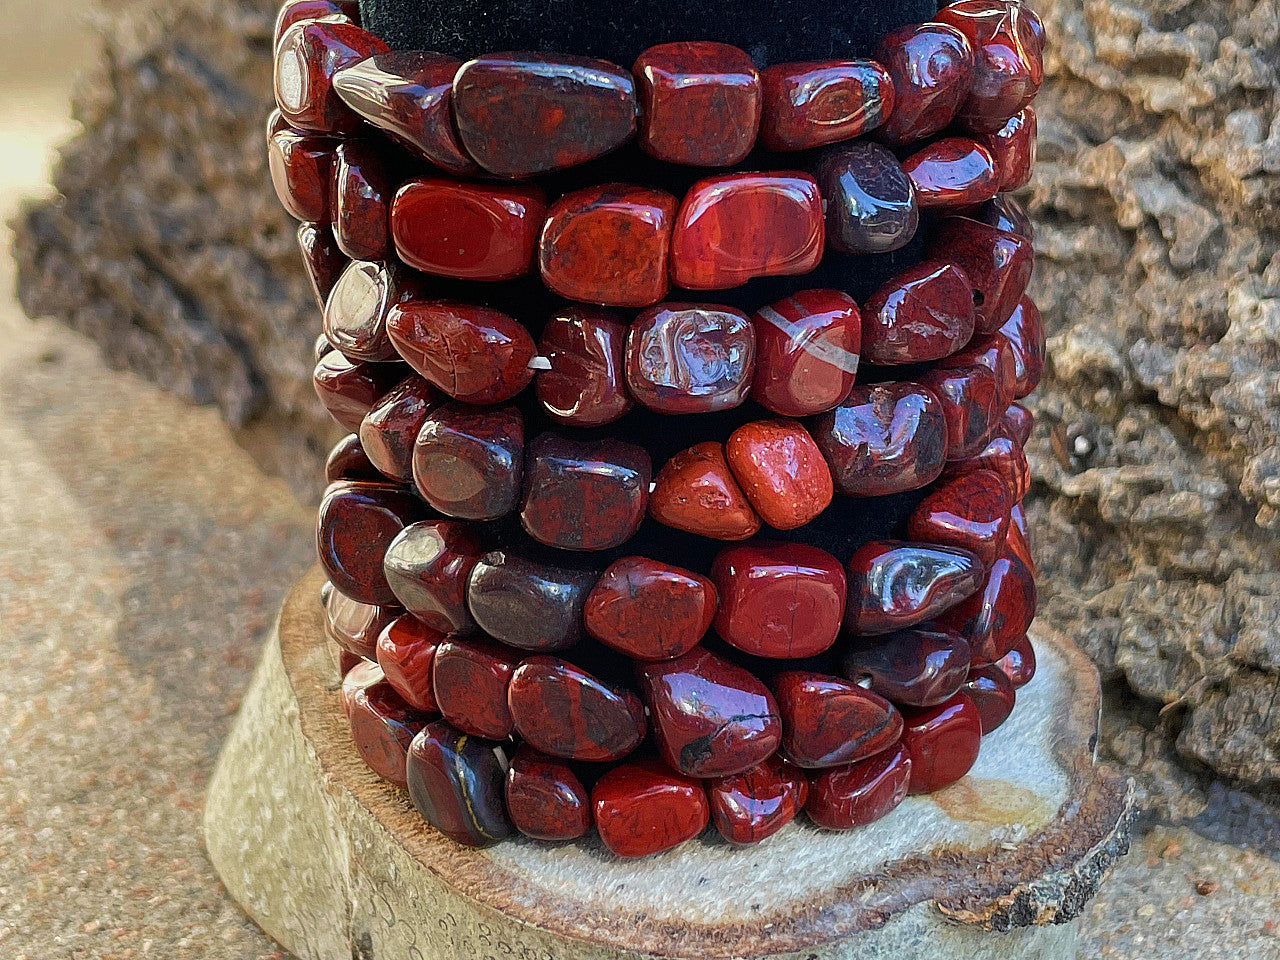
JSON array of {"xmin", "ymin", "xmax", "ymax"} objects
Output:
[{"xmin": 205, "ymin": 567, "xmax": 1135, "ymax": 960}]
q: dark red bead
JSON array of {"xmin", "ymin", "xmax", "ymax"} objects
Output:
[
  {"xmin": 840, "ymin": 623, "xmax": 972, "ymax": 707},
  {"xmin": 1001, "ymin": 296, "xmax": 1046, "ymax": 400},
  {"xmin": 810, "ymin": 383, "xmax": 949, "ymax": 497},
  {"xmin": 535, "ymin": 308, "xmax": 632, "ymax": 427},
  {"xmin": 267, "ymin": 129, "xmax": 334, "ymax": 221},
  {"xmin": 750, "ymin": 289, "xmax": 861, "ymax": 417},
  {"xmin": 504, "ymin": 744, "xmax": 591, "ymax": 841},
  {"xmin": 626, "ymin": 303, "xmax": 756, "ymax": 414},
  {"xmin": 508, "ymin": 657, "xmax": 647, "ymax": 762},
  {"xmin": 387, "ymin": 299, "xmax": 536, "ymax": 404},
  {"xmin": 671, "ymin": 173, "xmax": 824, "ymax": 289},
  {"xmin": 346, "ymin": 669, "xmax": 428, "ymax": 787},
  {"xmin": 917, "ymin": 362, "xmax": 1003, "ymax": 460},
  {"xmin": 592, "ymin": 759, "xmax": 709, "ymax": 858},
  {"xmin": 874, "ymin": 22, "xmax": 975, "ymax": 145},
  {"xmin": 814, "ymin": 141, "xmax": 918, "ymax": 255},
  {"xmin": 407, "ymin": 720, "xmax": 513, "ymax": 846},
  {"xmin": 431, "ymin": 637, "xmax": 519, "ymax": 740},
  {"xmin": 413, "ymin": 403, "xmax": 524, "ymax": 520},
  {"xmin": 338, "ymin": 648, "xmax": 369, "ymax": 677},
  {"xmin": 760, "ymin": 59, "xmax": 894, "ymax": 151},
  {"xmin": 325, "ymin": 433, "xmax": 385, "ymax": 484},
  {"xmin": 807, "ymin": 742, "xmax": 912, "ymax": 829},
  {"xmin": 318, "ymin": 481, "xmax": 426, "ymax": 605},
  {"xmin": 312, "ymin": 351, "xmax": 405, "ymax": 433},
  {"xmin": 376, "ymin": 614, "xmax": 443, "ymax": 714},
  {"xmin": 298, "ymin": 221, "xmax": 347, "ymax": 310},
  {"xmin": 900, "ymin": 692, "xmax": 983, "ymax": 794},
  {"xmin": 584, "ymin": 557, "xmax": 718, "ymax": 661},
  {"xmin": 453, "ymin": 53, "xmax": 637, "ymax": 177},
  {"xmin": 941, "ymin": 426, "xmax": 1030, "ymax": 504},
  {"xmin": 649, "ymin": 442, "xmax": 762, "ymax": 540},
  {"xmin": 383, "ymin": 521, "xmax": 481, "ymax": 636},
  {"xmin": 1005, "ymin": 402, "xmax": 1034, "ymax": 447},
  {"xmin": 633, "ymin": 42, "xmax": 761, "ymax": 167},
  {"xmin": 938, "ymin": 549, "xmax": 1036, "ymax": 665},
  {"xmin": 926, "ymin": 216, "xmax": 1034, "ymax": 333},
  {"xmin": 964, "ymin": 664, "xmax": 1016, "ymax": 734},
  {"xmin": 520, "ymin": 433, "xmax": 651, "ymax": 552},
  {"xmin": 725, "ymin": 419, "xmax": 833, "ymax": 530},
  {"xmin": 902, "ymin": 137, "xmax": 1000, "ymax": 209},
  {"xmin": 341, "ymin": 659, "xmax": 383, "ymax": 715},
  {"xmin": 332, "ymin": 142, "xmax": 390, "ymax": 260},
  {"xmin": 273, "ymin": 0, "xmax": 358, "ymax": 47},
  {"xmin": 466, "ymin": 552, "xmax": 596, "ymax": 652},
  {"xmin": 773, "ymin": 671, "xmax": 902, "ymax": 769},
  {"xmin": 936, "ymin": 0, "xmax": 1044, "ymax": 134},
  {"xmin": 860, "ymin": 260, "xmax": 975, "ymax": 365},
  {"xmin": 907, "ymin": 469, "xmax": 1011, "ymax": 570},
  {"xmin": 845, "ymin": 540, "xmax": 984, "ymax": 636},
  {"xmin": 359, "ymin": 375, "xmax": 441, "ymax": 482},
  {"xmin": 707, "ymin": 756, "xmax": 807, "ymax": 844},
  {"xmin": 1006, "ymin": 503, "xmax": 1036, "ymax": 575},
  {"xmin": 996, "ymin": 634, "xmax": 1036, "ymax": 688},
  {"xmin": 711, "ymin": 542, "xmax": 845, "ymax": 659},
  {"xmin": 977, "ymin": 193, "xmax": 1034, "ymax": 242},
  {"xmin": 274, "ymin": 20, "xmax": 389, "ymax": 134},
  {"xmin": 323, "ymin": 260, "xmax": 409, "ymax": 363},
  {"xmin": 539, "ymin": 184, "xmax": 677, "ymax": 307},
  {"xmin": 981, "ymin": 107, "xmax": 1036, "ymax": 192},
  {"xmin": 324, "ymin": 584, "xmax": 401, "ymax": 660},
  {"xmin": 942, "ymin": 333, "xmax": 1019, "ymax": 412},
  {"xmin": 638, "ymin": 647, "xmax": 782, "ymax": 778}
]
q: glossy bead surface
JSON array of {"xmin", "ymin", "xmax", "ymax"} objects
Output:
[
  {"xmin": 670, "ymin": 174, "xmax": 824, "ymax": 289},
  {"xmin": 639, "ymin": 647, "xmax": 782, "ymax": 778},
  {"xmin": 1001, "ymin": 296, "xmax": 1046, "ymax": 400},
  {"xmin": 760, "ymin": 59, "xmax": 894, "ymax": 151},
  {"xmin": 466, "ymin": 552, "xmax": 596, "ymax": 651},
  {"xmin": 1006, "ymin": 402, "xmax": 1034, "ymax": 447},
  {"xmin": 707, "ymin": 756, "xmax": 808, "ymax": 844},
  {"xmin": 508, "ymin": 657, "xmax": 647, "ymax": 762},
  {"xmin": 332, "ymin": 142, "xmax": 390, "ymax": 260},
  {"xmin": 273, "ymin": 0, "xmax": 357, "ymax": 47},
  {"xmin": 845, "ymin": 540, "xmax": 984, "ymax": 636},
  {"xmin": 997, "ymin": 634, "xmax": 1037, "ymax": 688},
  {"xmin": 813, "ymin": 141, "xmax": 917, "ymax": 255},
  {"xmin": 592, "ymin": 759, "xmax": 709, "ymax": 858},
  {"xmin": 536, "ymin": 308, "xmax": 632, "ymax": 427},
  {"xmin": 585, "ymin": 557, "xmax": 717, "ymax": 661},
  {"xmin": 939, "ymin": 550, "xmax": 1036, "ymax": 664},
  {"xmin": 407, "ymin": 721, "xmax": 513, "ymax": 846},
  {"xmin": 874, "ymin": 22, "xmax": 975, "ymax": 145},
  {"xmin": 274, "ymin": 20, "xmax": 389, "ymax": 133},
  {"xmin": 313, "ymin": 352, "xmax": 405, "ymax": 433},
  {"xmin": 918, "ymin": 363, "xmax": 1003, "ymax": 461},
  {"xmin": 376, "ymin": 614, "xmax": 443, "ymax": 714},
  {"xmin": 1005, "ymin": 504, "xmax": 1036, "ymax": 575},
  {"xmin": 977, "ymin": 193, "xmax": 1034, "ymax": 242},
  {"xmin": 964, "ymin": 664, "xmax": 1016, "ymax": 734},
  {"xmin": 325, "ymin": 433, "xmax": 385, "ymax": 484},
  {"xmin": 725, "ymin": 420, "xmax": 832, "ymax": 530},
  {"xmin": 413, "ymin": 403, "xmax": 524, "ymax": 520},
  {"xmin": 298, "ymin": 222, "xmax": 347, "ymax": 311},
  {"xmin": 324, "ymin": 584, "xmax": 400, "ymax": 660},
  {"xmin": 267, "ymin": 129, "xmax": 334, "ymax": 221},
  {"xmin": 383, "ymin": 521, "xmax": 481, "ymax": 636},
  {"xmin": 750, "ymin": 289, "xmax": 861, "ymax": 417},
  {"xmin": 505, "ymin": 745, "xmax": 591, "ymax": 841},
  {"xmin": 633, "ymin": 42, "xmax": 761, "ymax": 166},
  {"xmin": 927, "ymin": 216, "xmax": 1033, "ymax": 334},
  {"xmin": 431, "ymin": 637, "xmax": 519, "ymax": 740},
  {"xmin": 810, "ymin": 383, "xmax": 948, "ymax": 497},
  {"xmin": 626, "ymin": 303, "xmax": 755, "ymax": 414},
  {"xmin": 453, "ymin": 53, "xmax": 637, "ymax": 177},
  {"xmin": 900, "ymin": 693, "xmax": 982, "ymax": 794},
  {"xmin": 840, "ymin": 623, "xmax": 972, "ymax": 707},
  {"xmin": 936, "ymin": 0, "xmax": 1044, "ymax": 133},
  {"xmin": 711, "ymin": 542, "xmax": 845, "ymax": 658},
  {"xmin": 359, "ymin": 375, "xmax": 440, "ymax": 482},
  {"xmin": 902, "ymin": 137, "xmax": 999, "ymax": 209},
  {"xmin": 943, "ymin": 333, "xmax": 1019, "ymax": 412},
  {"xmin": 323, "ymin": 260, "xmax": 406, "ymax": 363},
  {"xmin": 982, "ymin": 107, "xmax": 1037, "ymax": 191},
  {"xmin": 861, "ymin": 261, "xmax": 975, "ymax": 365},
  {"xmin": 807, "ymin": 742, "xmax": 911, "ymax": 829},
  {"xmin": 774, "ymin": 671, "xmax": 902, "ymax": 769},
  {"xmin": 347, "ymin": 672, "xmax": 428, "ymax": 787},
  {"xmin": 318, "ymin": 481, "xmax": 426, "ymax": 605},
  {"xmin": 907, "ymin": 469, "xmax": 1010, "ymax": 570},
  {"xmin": 649, "ymin": 442, "xmax": 762, "ymax": 540},
  {"xmin": 942, "ymin": 427, "xmax": 1030, "ymax": 503}
]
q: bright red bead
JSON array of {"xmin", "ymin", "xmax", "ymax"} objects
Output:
[
  {"xmin": 431, "ymin": 637, "xmax": 519, "ymax": 740},
  {"xmin": 508, "ymin": 657, "xmax": 647, "ymax": 762},
  {"xmin": 774, "ymin": 671, "xmax": 902, "ymax": 769},
  {"xmin": 1001, "ymin": 296, "xmax": 1046, "ymax": 400},
  {"xmin": 376, "ymin": 614, "xmax": 444, "ymax": 714},
  {"xmin": 318, "ymin": 481, "xmax": 426, "ymax": 606},
  {"xmin": 649, "ymin": 442, "xmax": 762, "ymax": 540},
  {"xmin": 981, "ymin": 106, "xmax": 1037, "ymax": 191},
  {"xmin": 860, "ymin": 260, "xmax": 975, "ymax": 365},
  {"xmin": 927, "ymin": 216, "xmax": 1034, "ymax": 334},
  {"xmin": 725, "ymin": 419, "xmax": 833, "ymax": 531},
  {"xmin": 760, "ymin": 59, "xmax": 894, "ymax": 151},
  {"xmin": 535, "ymin": 308, "xmax": 632, "ymax": 427},
  {"xmin": 267, "ymin": 129, "xmax": 334, "ymax": 221},
  {"xmin": 274, "ymin": 20, "xmax": 389, "ymax": 134},
  {"xmin": 840, "ymin": 623, "xmax": 972, "ymax": 708},
  {"xmin": 333, "ymin": 141, "xmax": 390, "ymax": 260},
  {"xmin": 584, "ymin": 557, "xmax": 718, "ymax": 661},
  {"xmin": 626, "ymin": 302, "xmax": 756, "ymax": 413},
  {"xmin": 359, "ymin": 375, "xmax": 441, "ymax": 482},
  {"xmin": 324, "ymin": 584, "xmax": 400, "ymax": 661},
  {"xmin": 505, "ymin": 744, "xmax": 592, "ymax": 841},
  {"xmin": 592, "ymin": 759, "xmax": 709, "ymax": 858},
  {"xmin": 807, "ymin": 743, "xmax": 912, "ymax": 829},
  {"xmin": 345, "ymin": 670, "xmax": 428, "ymax": 788},
  {"xmin": 707, "ymin": 756, "xmax": 807, "ymax": 844},
  {"xmin": 936, "ymin": 0, "xmax": 1044, "ymax": 133},
  {"xmin": 900, "ymin": 693, "xmax": 983, "ymax": 794},
  {"xmin": 413, "ymin": 403, "xmax": 524, "ymax": 521},
  {"xmin": 997, "ymin": 634, "xmax": 1037, "ymax": 688},
  {"xmin": 938, "ymin": 549, "xmax": 1036, "ymax": 665},
  {"xmin": 382, "ymin": 521, "xmax": 482, "ymax": 636},
  {"xmin": 902, "ymin": 137, "xmax": 1000, "ymax": 209},
  {"xmin": 750, "ymin": 289, "xmax": 861, "ymax": 417},
  {"xmin": 874, "ymin": 22, "xmax": 975, "ymax": 145},
  {"xmin": 298, "ymin": 221, "xmax": 347, "ymax": 310},
  {"xmin": 917, "ymin": 362, "xmax": 1003, "ymax": 461},
  {"xmin": 845, "ymin": 540, "xmax": 985, "ymax": 636},
  {"xmin": 907, "ymin": 469, "xmax": 1011, "ymax": 570},
  {"xmin": 964, "ymin": 664, "xmax": 1016, "ymax": 734}
]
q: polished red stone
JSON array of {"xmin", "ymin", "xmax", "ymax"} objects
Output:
[
  {"xmin": 670, "ymin": 174, "xmax": 824, "ymax": 289},
  {"xmin": 298, "ymin": 221, "xmax": 347, "ymax": 310},
  {"xmin": 387, "ymin": 299, "xmax": 536, "ymax": 404},
  {"xmin": 760, "ymin": 59, "xmax": 894, "ymax": 151},
  {"xmin": 936, "ymin": 0, "xmax": 1044, "ymax": 133},
  {"xmin": 1005, "ymin": 402, "xmax": 1034, "ymax": 448},
  {"xmin": 942, "ymin": 333, "xmax": 1019, "ymax": 412},
  {"xmin": 323, "ymin": 260, "xmax": 410, "ymax": 363},
  {"xmin": 1006, "ymin": 503, "xmax": 1036, "ymax": 574},
  {"xmin": 626, "ymin": 303, "xmax": 756, "ymax": 414},
  {"xmin": 982, "ymin": 107, "xmax": 1037, "ymax": 191},
  {"xmin": 376, "ymin": 614, "xmax": 443, "ymax": 714},
  {"xmin": 312, "ymin": 351, "xmax": 405, "ymax": 433},
  {"xmin": 318, "ymin": 481, "xmax": 426, "ymax": 605},
  {"xmin": 861, "ymin": 261, "xmax": 975, "ymax": 365},
  {"xmin": 711, "ymin": 542, "xmax": 845, "ymax": 658},
  {"xmin": 346, "ymin": 670, "xmax": 429, "ymax": 788},
  {"xmin": 978, "ymin": 193, "xmax": 1034, "ymax": 241},
  {"xmin": 810, "ymin": 383, "xmax": 949, "ymax": 497},
  {"xmin": 431, "ymin": 637, "xmax": 519, "ymax": 740},
  {"xmin": 407, "ymin": 720, "xmax": 513, "ymax": 846},
  {"xmin": 926, "ymin": 216, "xmax": 1034, "ymax": 333},
  {"xmin": 332, "ymin": 141, "xmax": 390, "ymax": 260},
  {"xmin": 902, "ymin": 137, "xmax": 1000, "ymax": 209},
  {"xmin": 725, "ymin": 420, "xmax": 833, "ymax": 530},
  {"xmin": 267, "ymin": 129, "xmax": 334, "ymax": 221},
  {"xmin": 707, "ymin": 756, "xmax": 808, "ymax": 844},
  {"xmin": 520, "ymin": 433, "xmax": 651, "ymax": 552},
  {"xmin": 413, "ymin": 403, "xmax": 524, "ymax": 520},
  {"xmin": 453, "ymin": 53, "xmax": 637, "ymax": 177},
  {"xmin": 273, "ymin": 0, "xmax": 357, "ymax": 47},
  {"xmin": 845, "ymin": 540, "xmax": 985, "ymax": 636},
  {"xmin": 504, "ymin": 744, "xmax": 591, "ymax": 841},
  {"xmin": 1001, "ymin": 296, "xmax": 1046, "ymax": 401},
  {"xmin": 917, "ymin": 362, "xmax": 1003, "ymax": 460},
  {"xmin": 325, "ymin": 433, "xmax": 385, "ymax": 484},
  {"xmin": 331, "ymin": 51, "xmax": 479, "ymax": 175},
  {"xmin": 466, "ymin": 552, "xmax": 596, "ymax": 652},
  {"xmin": 814, "ymin": 141, "xmax": 919, "ymax": 254},
  {"xmin": 942, "ymin": 426, "xmax": 1030, "ymax": 504},
  {"xmin": 535, "ymin": 308, "xmax": 632, "ymax": 427},
  {"xmin": 938, "ymin": 549, "xmax": 1036, "ymax": 665},
  {"xmin": 274, "ymin": 20, "xmax": 389, "ymax": 134},
  {"xmin": 315, "ymin": 332, "xmax": 335, "ymax": 361},
  {"xmin": 324, "ymin": 584, "xmax": 401, "ymax": 661},
  {"xmin": 339, "ymin": 649, "xmax": 375, "ymax": 681},
  {"xmin": 807, "ymin": 742, "xmax": 911, "ymax": 829},
  {"xmin": 508, "ymin": 656, "xmax": 647, "ymax": 762},
  {"xmin": 638, "ymin": 647, "xmax": 782, "ymax": 778},
  {"xmin": 633, "ymin": 41, "xmax": 761, "ymax": 166},
  {"xmin": 997, "ymin": 634, "xmax": 1037, "ymax": 688},
  {"xmin": 358, "ymin": 375, "xmax": 441, "ymax": 482},
  {"xmin": 592, "ymin": 758, "xmax": 709, "ymax": 858},
  {"xmin": 341, "ymin": 658, "xmax": 382, "ymax": 714},
  {"xmin": 874, "ymin": 21, "xmax": 975, "ymax": 145},
  {"xmin": 649, "ymin": 442, "xmax": 762, "ymax": 540},
  {"xmin": 539, "ymin": 184, "xmax": 677, "ymax": 307},
  {"xmin": 585, "ymin": 557, "xmax": 717, "ymax": 661},
  {"xmin": 774, "ymin": 671, "xmax": 902, "ymax": 769},
  {"xmin": 907, "ymin": 469, "xmax": 1011, "ymax": 570},
  {"xmin": 750, "ymin": 289, "xmax": 861, "ymax": 417},
  {"xmin": 840, "ymin": 623, "xmax": 972, "ymax": 707},
  {"xmin": 964, "ymin": 664, "xmax": 1016, "ymax": 734},
  {"xmin": 383, "ymin": 521, "xmax": 482, "ymax": 636},
  {"xmin": 900, "ymin": 692, "xmax": 982, "ymax": 794}
]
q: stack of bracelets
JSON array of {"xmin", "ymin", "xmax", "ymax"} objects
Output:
[{"xmin": 270, "ymin": 0, "xmax": 1047, "ymax": 857}]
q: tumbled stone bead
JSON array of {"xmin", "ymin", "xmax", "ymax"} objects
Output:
[
  {"xmin": 536, "ymin": 308, "xmax": 632, "ymax": 427},
  {"xmin": 267, "ymin": 129, "xmax": 334, "ymax": 221},
  {"xmin": 592, "ymin": 758, "xmax": 709, "ymax": 858},
  {"xmin": 333, "ymin": 142, "xmax": 390, "ymax": 261},
  {"xmin": 1001, "ymin": 296, "xmax": 1046, "ymax": 400},
  {"xmin": 505, "ymin": 744, "xmax": 591, "ymax": 841},
  {"xmin": 626, "ymin": 303, "xmax": 755, "ymax": 413},
  {"xmin": 760, "ymin": 59, "xmax": 894, "ymax": 151},
  {"xmin": 938, "ymin": 549, "xmax": 1036, "ymax": 665},
  {"xmin": 633, "ymin": 42, "xmax": 761, "ymax": 167},
  {"xmin": 407, "ymin": 720, "xmax": 513, "ymax": 846},
  {"xmin": 845, "ymin": 540, "xmax": 984, "ymax": 636},
  {"xmin": 977, "ymin": 193, "xmax": 1034, "ymax": 242},
  {"xmin": 324, "ymin": 583, "xmax": 401, "ymax": 660},
  {"xmin": 942, "ymin": 426, "xmax": 1030, "ymax": 503},
  {"xmin": 312, "ymin": 351, "xmax": 405, "ymax": 433},
  {"xmin": 649, "ymin": 442, "xmax": 762, "ymax": 540},
  {"xmin": 584, "ymin": 557, "xmax": 717, "ymax": 661},
  {"xmin": 412, "ymin": 403, "xmax": 523, "ymax": 520},
  {"xmin": 900, "ymin": 692, "xmax": 982, "ymax": 794},
  {"xmin": 520, "ymin": 433, "xmax": 651, "ymax": 552},
  {"xmin": 997, "ymin": 634, "xmax": 1036, "ymax": 688},
  {"xmin": 725, "ymin": 419, "xmax": 832, "ymax": 530},
  {"xmin": 861, "ymin": 261, "xmax": 975, "ymax": 365},
  {"xmin": 298, "ymin": 221, "xmax": 347, "ymax": 310},
  {"xmin": 964, "ymin": 664, "xmax": 1016, "ymax": 734},
  {"xmin": 981, "ymin": 107, "xmax": 1037, "ymax": 192},
  {"xmin": 1005, "ymin": 402, "xmax": 1034, "ymax": 447},
  {"xmin": 942, "ymin": 333, "xmax": 1019, "ymax": 412},
  {"xmin": 711, "ymin": 542, "xmax": 846, "ymax": 658},
  {"xmin": 810, "ymin": 383, "xmax": 949, "ymax": 497},
  {"xmin": 1006, "ymin": 503, "xmax": 1036, "ymax": 575},
  {"xmin": 813, "ymin": 141, "xmax": 917, "ymax": 255},
  {"xmin": 338, "ymin": 649, "xmax": 367, "ymax": 676},
  {"xmin": 539, "ymin": 184, "xmax": 677, "ymax": 307},
  {"xmin": 774, "ymin": 671, "xmax": 902, "ymax": 769},
  {"xmin": 431, "ymin": 637, "xmax": 519, "ymax": 740},
  {"xmin": 750, "ymin": 289, "xmax": 861, "ymax": 417},
  {"xmin": 466, "ymin": 552, "xmax": 596, "ymax": 652},
  {"xmin": 274, "ymin": 20, "xmax": 389, "ymax": 134},
  {"xmin": 383, "ymin": 521, "xmax": 480, "ymax": 636},
  {"xmin": 387, "ymin": 300, "xmax": 536, "ymax": 404},
  {"xmin": 341, "ymin": 659, "xmax": 382, "ymax": 709},
  {"xmin": 907, "ymin": 469, "xmax": 1011, "ymax": 570},
  {"xmin": 325, "ymin": 433, "xmax": 385, "ymax": 484},
  {"xmin": 331, "ymin": 51, "xmax": 479, "ymax": 175},
  {"xmin": 376, "ymin": 613, "xmax": 443, "ymax": 714},
  {"xmin": 315, "ymin": 333, "xmax": 336, "ymax": 361},
  {"xmin": 936, "ymin": 0, "xmax": 1044, "ymax": 134},
  {"xmin": 346, "ymin": 670, "xmax": 429, "ymax": 787},
  {"xmin": 509, "ymin": 656, "xmax": 647, "ymax": 762},
  {"xmin": 274, "ymin": 0, "xmax": 358, "ymax": 47},
  {"xmin": 927, "ymin": 216, "xmax": 1033, "ymax": 333},
  {"xmin": 902, "ymin": 137, "xmax": 1000, "ymax": 209},
  {"xmin": 323, "ymin": 260, "xmax": 408, "ymax": 363},
  {"xmin": 707, "ymin": 756, "xmax": 808, "ymax": 844},
  {"xmin": 671, "ymin": 173, "xmax": 824, "ymax": 289},
  {"xmin": 318, "ymin": 481, "xmax": 426, "ymax": 606},
  {"xmin": 807, "ymin": 742, "xmax": 911, "ymax": 829},
  {"xmin": 874, "ymin": 22, "xmax": 975, "ymax": 145},
  {"xmin": 918, "ymin": 363, "xmax": 1002, "ymax": 461},
  {"xmin": 359, "ymin": 375, "xmax": 441, "ymax": 482},
  {"xmin": 840, "ymin": 623, "xmax": 972, "ymax": 707},
  {"xmin": 453, "ymin": 53, "xmax": 637, "ymax": 178}
]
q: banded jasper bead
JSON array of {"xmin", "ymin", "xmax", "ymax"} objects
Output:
[
  {"xmin": 592, "ymin": 759, "xmax": 709, "ymax": 858},
  {"xmin": 407, "ymin": 720, "xmax": 513, "ymax": 847},
  {"xmin": 874, "ymin": 22, "xmax": 974, "ymax": 145},
  {"xmin": 626, "ymin": 303, "xmax": 755, "ymax": 414},
  {"xmin": 323, "ymin": 260, "xmax": 409, "ymax": 363},
  {"xmin": 750, "ymin": 289, "xmax": 861, "ymax": 417},
  {"xmin": 505, "ymin": 745, "xmax": 591, "ymax": 841},
  {"xmin": 649, "ymin": 442, "xmax": 762, "ymax": 541},
  {"xmin": 1001, "ymin": 296, "xmax": 1046, "ymax": 400},
  {"xmin": 267, "ymin": 129, "xmax": 334, "ymax": 222},
  {"xmin": 936, "ymin": 0, "xmax": 1044, "ymax": 133},
  {"xmin": 907, "ymin": 469, "xmax": 1011, "ymax": 570},
  {"xmin": 981, "ymin": 107, "xmax": 1037, "ymax": 191},
  {"xmin": 274, "ymin": 20, "xmax": 389, "ymax": 134},
  {"xmin": 376, "ymin": 614, "xmax": 443, "ymax": 714},
  {"xmin": 584, "ymin": 557, "xmax": 717, "ymax": 661},
  {"xmin": 918, "ymin": 362, "xmax": 1003, "ymax": 460},
  {"xmin": 725, "ymin": 420, "xmax": 833, "ymax": 531},
  {"xmin": 536, "ymin": 308, "xmax": 632, "ymax": 427},
  {"xmin": 707, "ymin": 756, "xmax": 808, "ymax": 844},
  {"xmin": 324, "ymin": 584, "xmax": 401, "ymax": 661},
  {"xmin": 845, "ymin": 540, "xmax": 984, "ymax": 635},
  {"xmin": 927, "ymin": 217, "xmax": 1033, "ymax": 334},
  {"xmin": 508, "ymin": 657, "xmax": 647, "ymax": 762},
  {"xmin": 814, "ymin": 141, "xmax": 917, "ymax": 255},
  {"xmin": 466, "ymin": 552, "xmax": 596, "ymax": 652},
  {"xmin": 431, "ymin": 637, "xmax": 519, "ymax": 740},
  {"xmin": 298, "ymin": 222, "xmax": 347, "ymax": 310},
  {"xmin": 902, "ymin": 137, "xmax": 1000, "ymax": 209},
  {"xmin": 861, "ymin": 261, "xmax": 975, "ymax": 365},
  {"xmin": 760, "ymin": 59, "xmax": 894, "ymax": 151},
  {"xmin": 900, "ymin": 692, "xmax": 983, "ymax": 794},
  {"xmin": 359, "ymin": 375, "xmax": 441, "ymax": 482},
  {"xmin": 318, "ymin": 481, "xmax": 427, "ymax": 606},
  {"xmin": 807, "ymin": 743, "xmax": 911, "ymax": 829},
  {"xmin": 773, "ymin": 671, "xmax": 902, "ymax": 769},
  {"xmin": 413, "ymin": 403, "xmax": 524, "ymax": 521},
  {"xmin": 333, "ymin": 141, "xmax": 390, "ymax": 261},
  {"xmin": 383, "ymin": 521, "xmax": 482, "ymax": 636},
  {"xmin": 346, "ymin": 669, "xmax": 429, "ymax": 788},
  {"xmin": 840, "ymin": 624, "xmax": 972, "ymax": 708},
  {"xmin": 964, "ymin": 664, "xmax": 1016, "ymax": 734}
]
